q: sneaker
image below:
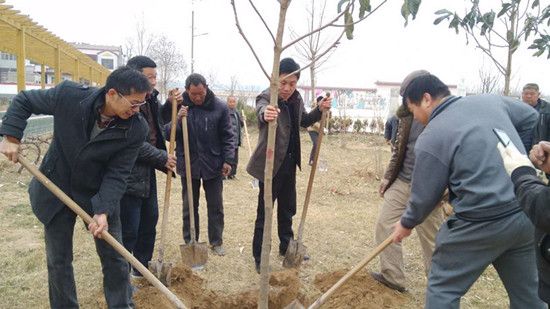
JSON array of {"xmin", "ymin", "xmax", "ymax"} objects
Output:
[
  {"xmin": 211, "ymin": 245, "xmax": 226, "ymax": 256},
  {"xmin": 370, "ymin": 272, "xmax": 407, "ymax": 293}
]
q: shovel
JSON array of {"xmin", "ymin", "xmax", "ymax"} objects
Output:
[
  {"xmin": 179, "ymin": 114, "xmax": 208, "ymax": 270},
  {"xmin": 286, "ymin": 236, "xmax": 393, "ymax": 309},
  {"xmin": 148, "ymin": 94, "xmax": 178, "ymax": 286},
  {"xmin": 283, "ymin": 106, "xmax": 328, "ymax": 268},
  {"xmin": 17, "ymin": 155, "xmax": 187, "ymax": 309},
  {"xmin": 241, "ymin": 109, "xmax": 259, "ymax": 189}
]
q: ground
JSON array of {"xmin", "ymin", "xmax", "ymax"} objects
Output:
[{"xmin": 0, "ymin": 131, "xmax": 509, "ymax": 308}]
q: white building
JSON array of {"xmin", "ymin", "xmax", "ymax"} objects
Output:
[{"xmin": 71, "ymin": 43, "xmax": 124, "ymax": 71}]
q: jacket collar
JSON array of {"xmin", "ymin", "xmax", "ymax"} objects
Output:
[
  {"xmin": 183, "ymin": 88, "xmax": 216, "ymax": 110},
  {"xmin": 429, "ymin": 95, "xmax": 462, "ymax": 123}
]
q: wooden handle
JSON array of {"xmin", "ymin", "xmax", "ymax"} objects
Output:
[
  {"xmin": 18, "ymin": 155, "xmax": 187, "ymax": 309},
  {"xmin": 158, "ymin": 96, "xmax": 179, "ymax": 261},
  {"xmin": 241, "ymin": 109, "xmax": 252, "ymax": 158},
  {"xmin": 296, "ymin": 111, "xmax": 327, "ymax": 240},
  {"xmin": 308, "ymin": 236, "xmax": 393, "ymax": 309},
  {"xmin": 181, "ymin": 117, "xmax": 196, "ymax": 242}
]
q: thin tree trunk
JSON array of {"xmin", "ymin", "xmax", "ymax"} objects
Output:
[{"xmin": 258, "ymin": 1, "xmax": 290, "ymax": 308}]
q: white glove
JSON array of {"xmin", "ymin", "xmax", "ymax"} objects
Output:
[{"xmin": 496, "ymin": 142, "xmax": 534, "ymax": 176}]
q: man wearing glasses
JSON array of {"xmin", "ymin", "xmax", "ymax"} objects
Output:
[
  {"xmin": 0, "ymin": 66, "xmax": 151, "ymax": 308},
  {"xmin": 120, "ymin": 56, "xmax": 178, "ymax": 280}
]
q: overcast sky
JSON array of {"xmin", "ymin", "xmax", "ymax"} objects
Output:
[{"xmin": 6, "ymin": 0, "xmax": 550, "ymax": 93}]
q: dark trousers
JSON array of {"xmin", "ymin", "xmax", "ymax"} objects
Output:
[
  {"xmin": 181, "ymin": 176, "xmax": 224, "ymax": 246},
  {"xmin": 120, "ymin": 172, "xmax": 159, "ymax": 275},
  {"xmin": 252, "ymin": 156, "xmax": 297, "ymax": 263},
  {"xmin": 45, "ymin": 206, "xmax": 133, "ymax": 309},
  {"xmin": 229, "ymin": 147, "xmax": 239, "ymax": 177},
  {"xmin": 308, "ymin": 131, "xmax": 319, "ymax": 164}
]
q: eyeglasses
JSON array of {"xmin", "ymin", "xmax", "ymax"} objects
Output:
[{"xmin": 117, "ymin": 93, "xmax": 147, "ymax": 108}]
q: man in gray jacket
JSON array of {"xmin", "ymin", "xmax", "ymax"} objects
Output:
[
  {"xmin": 391, "ymin": 71, "xmax": 544, "ymax": 308},
  {"xmin": 247, "ymin": 58, "xmax": 331, "ymax": 273}
]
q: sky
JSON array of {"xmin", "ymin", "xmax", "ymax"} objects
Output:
[{"xmin": 5, "ymin": 0, "xmax": 550, "ymax": 93}]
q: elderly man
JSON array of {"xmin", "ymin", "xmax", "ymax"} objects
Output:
[{"xmin": 163, "ymin": 73, "xmax": 235, "ymax": 256}]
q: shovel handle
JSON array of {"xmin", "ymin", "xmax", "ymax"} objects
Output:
[
  {"xmin": 308, "ymin": 236, "xmax": 393, "ymax": 309},
  {"xmin": 296, "ymin": 110, "xmax": 327, "ymax": 240},
  {"xmin": 18, "ymin": 155, "xmax": 187, "ymax": 309},
  {"xmin": 158, "ymin": 95, "xmax": 179, "ymax": 261},
  {"xmin": 241, "ymin": 109, "xmax": 252, "ymax": 158},
  {"xmin": 181, "ymin": 117, "xmax": 196, "ymax": 242}
]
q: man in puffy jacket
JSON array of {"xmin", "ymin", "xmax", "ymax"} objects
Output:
[{"xmin": 164, "ymin": 73, "xmax": 235, "ymax": 256}]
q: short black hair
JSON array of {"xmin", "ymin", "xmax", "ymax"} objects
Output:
[
  {"xmin": 185, "ymin": 73, "xmax": 207, "ymax": 89},
  {"xmin": 316, "ymin": 95, "xmax": 324, "ymax": 103},
  {"xmin": 279, "ymin": 57, "xmax": 300, "ymax": 80},
  {"xmin": 403, "ymin": 74, "xmax": 450, "ymax": 105},
  {"xmin": 105, "ymin": 66, "xmax": 151, "ymax": 95},
  {"xmin": 126, "ymin": 55, "xmax": 157, "ymax": 72}
]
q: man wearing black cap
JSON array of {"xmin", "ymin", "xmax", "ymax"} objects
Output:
[
  {"xmin": 391, "ymin": 71, "xmax": 544, "ymax": 308},
  {"xmin": 247, "ymin": 57, "xmax": 331, "ymax": 273}
]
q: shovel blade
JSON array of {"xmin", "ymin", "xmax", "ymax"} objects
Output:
[
  {"xmin": 180, "ymin": 242, "xmax": 208, "ymax": 270},
  {"xmin": 283, "ymin": 239, "xmax": 306, "ymax": 268},
  {"xmin": 283, "ymin": 299, "xmax": 305, "ymax": 309},
  {"xmin": 148, "ymin": 260, "xmax": 173, "ymax": 287}
]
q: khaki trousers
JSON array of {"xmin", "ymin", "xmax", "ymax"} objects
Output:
[{"xmin": 374, "ymin": 178, "xmax": 444, "ymax": 287}]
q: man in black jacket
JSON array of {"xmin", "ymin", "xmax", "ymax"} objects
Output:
[
  {"xmin": 121, "ymin": 56, "xmax": 177, "ymax": 278},
  {"xmin": 498, "ymin": 140, "xmax": 550, "ymax": 304},
  {"xmin": 164, "ymin": 73, "xmax": 235, "ymax": 256},
  {"xmin": 0, "ymin": 67, "xmax": 150, "ymax": 308}
]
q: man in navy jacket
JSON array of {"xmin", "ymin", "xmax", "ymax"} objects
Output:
[{"xmin": 164, "ymin": 73, "xmax": 235, "ymax": 256}]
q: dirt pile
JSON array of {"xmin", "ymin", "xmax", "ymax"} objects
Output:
[
  {"xmin": 133, "ymin": 265, "xmax": 302, "ymax": 309},
  {"xmin": 311, "ymin": 269, "xmax": 408, "ymax": 308}
]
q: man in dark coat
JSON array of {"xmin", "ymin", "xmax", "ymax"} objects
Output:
[
  {"xmin": 247, "ymin": 58, "xmax": 331, "ymax": 273},
  {"xmin": 121, "ymin": 56, "xmax": 177, "ymax": 278},
  {"xmin": 498, "ymin": 140, "xmax": 550, "ymax": 304},
  {"xmin": 226, "ymin": 95, "xmax": 243, "ymax": 179},
  {"xmin": 0, "ymin": 66, "xmax": 150, "ymax": 308},
  {"xmin": 164, "ymin": 73, "xmax": 235, "ymax": 256}
]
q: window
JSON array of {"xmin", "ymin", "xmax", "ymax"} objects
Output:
[{"xmin": 101, "ymin": 58, "xmax": 114, "ymax": 70}]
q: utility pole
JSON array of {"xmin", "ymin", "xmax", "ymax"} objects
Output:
[{"xmin": 190, "ymin": 0, "xmax": 207, "ymax": 74}]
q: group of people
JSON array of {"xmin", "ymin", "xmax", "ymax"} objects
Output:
[
  {"xmin": 373, "ymin": 72, "xmax": 550, "ymax": 308},
  {"xmin": 3, "ymin": 49, "xmax": 550, "ymax": 308},
  {"xmin": 0, "ymin": 56, "xmax": 331, "ymax": 307}
]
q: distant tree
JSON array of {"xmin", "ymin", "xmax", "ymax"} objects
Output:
[
  {"xmin": 353, "ymin": 118, "xmax": 364, "ymax": 133},
  {"xmin": 124, "ymin": 16, "xmax": 156, "ymax": 60},
  {"xmin": 432, "ymin": 0, "xmax": 550, "ymax": 95},
  {"xmin": 150, "ymin": 36, "xmax": 187, "ymax": 100}
]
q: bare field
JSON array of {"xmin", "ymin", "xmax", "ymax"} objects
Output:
[{"xmin": 0, "ymin": 131, "xmax": 508, "ymax": 308}]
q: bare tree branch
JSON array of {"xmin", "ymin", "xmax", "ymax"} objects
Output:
[
  {"xmin": 281, "ymin": 1, "xmax": 351, "ymax": 50},
  {"xmin": 248, "ymin": 0, "xmax": 275, "ymax": 43},
  {"xmin": 230, "ymin": 0, "xmax": 270, "ymax": 80}
]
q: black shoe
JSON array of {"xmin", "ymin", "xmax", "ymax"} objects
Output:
[
  {"xmin": 370, "ymin": 272, "xmax": 407, "ymax": 293},
  {"xmin": 255, "ymin": 261, "xmax": 261, "ymax": 274}
]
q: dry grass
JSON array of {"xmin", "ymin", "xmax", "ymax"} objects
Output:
[{"xmin": 0, "ymin": 130, "xmax": 509, "ymax": 308}]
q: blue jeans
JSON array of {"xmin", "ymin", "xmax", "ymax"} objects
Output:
[
  {"xmin": 120, "ymin": 172, "xmax": 159, "ymax": 275},
  {"xmin": 45, "ymin": 206, "xmax": 133, "ymax": 308}
]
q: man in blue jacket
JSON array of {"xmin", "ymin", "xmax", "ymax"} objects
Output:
[
  {"xmin": 0, "ymin": 66, "xmax": 150, "ymax": 308},
  {"xmin": 391, "ymin": 71, "xmax": 544, "ymax": 308},
  {"xmin": 164, "ymin": 73, "xmax": 235, "ymax": 256}
]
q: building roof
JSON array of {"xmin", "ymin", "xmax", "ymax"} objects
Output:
[{"xmin": 375, "ymin": 80, "xmax": 458, "ymax": 89}]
